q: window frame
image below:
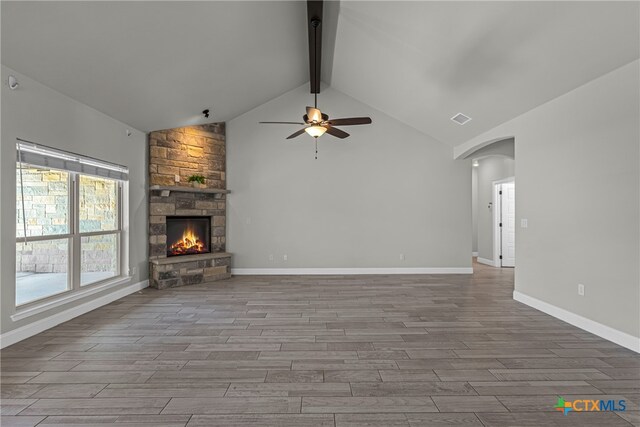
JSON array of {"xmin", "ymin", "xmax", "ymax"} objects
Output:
[
  {"xmin": 75, "ymin": 173, "xmax": 123, "ymax": 287},
  {"xmin": 16, "ymin": 163, "xmax": 125, "ymax": 308}
]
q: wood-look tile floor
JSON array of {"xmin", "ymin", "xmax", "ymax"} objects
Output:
[{"xmin": 2, "ymin": 261, "xmax": 639, "ymax": 426}]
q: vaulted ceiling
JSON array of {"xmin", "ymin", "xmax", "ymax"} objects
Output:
[
  {"xmin": 2, "ymin": 1, "xmax": 639, "ymax": 145},
  {"xmin": 329, "ymin": 1, "xmax": 640, "ymax": 145},
  {"xmin": 1, "ymin": 1, "xmax": 309, "ymax": 132}
]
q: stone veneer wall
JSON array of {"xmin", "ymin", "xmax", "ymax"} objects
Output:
[
  {"xmin": 149, "ymin": 123, "xmax": 226, "ymax": 188},
  {"xmin": 148, "ymin": 123, "xmax": 230, "ymax": 289}
]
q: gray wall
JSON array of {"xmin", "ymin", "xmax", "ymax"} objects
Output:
[
  {"xmin": 227, "ymin": 84, "xmax": 472, "ymax": 270},
  {"xmin": 471, "ymin": 167, "xmax": 478, "ymax": 254},
  {"xmin": 1, "ymin": 66, "xmax": 148, "ymax": 335},
  {"xmin": 476, "ymin": 157, "xmax": 515, "ymax": 261},
  {"xmin": 456, "ymin": 60, "xmax": 640, "ymax": 339}
]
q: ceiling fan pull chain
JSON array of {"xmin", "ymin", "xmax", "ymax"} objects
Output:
[{"xmin": 315, "ymin": 137, "xmax": 318, "ymax": 160}]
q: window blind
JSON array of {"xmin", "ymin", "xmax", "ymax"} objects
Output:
[{"xmin": 16, "ymin": 139, "xmax": 129, "ymax": 181}]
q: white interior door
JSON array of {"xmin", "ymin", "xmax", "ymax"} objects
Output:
[{"xmin": 500, "ymin": 182, "xmax": 516, "ymax": 267}]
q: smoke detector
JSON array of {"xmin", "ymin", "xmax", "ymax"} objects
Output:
[
  {"xmin": 8, "ymin": 75, "xmax": 19, "ymax": 90},
  {"xmin": 451, "ymin": 113, "xmax": 471, "ymax": 125}
]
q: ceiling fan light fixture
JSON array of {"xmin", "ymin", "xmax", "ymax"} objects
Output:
[{"xmin": 305, "ymin": 125, "xmax": 327, "ymax": 138}]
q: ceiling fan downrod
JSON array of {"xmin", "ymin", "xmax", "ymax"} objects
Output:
[{"xmin": 310, "ymin": 12, "xmax": 321, "ymax": 94}]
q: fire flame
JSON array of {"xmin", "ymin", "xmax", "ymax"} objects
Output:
[{"xmin": 168, "ymin": 225, "xmax": 206, "ymax": 256}]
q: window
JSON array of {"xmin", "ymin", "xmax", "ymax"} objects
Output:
[
  {"xmin": 16, "ymin": 142, "xmax": 127, "ymax": 306},
  {"xmin": 16, "ymin": 238, "xmax": 69, "ymax": 305},
  {"xmin": 78, "ymin": 175, "xmax": 120, "ymax": 286}
]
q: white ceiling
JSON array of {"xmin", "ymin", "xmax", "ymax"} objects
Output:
[
  {"xmin": 1, "ymin": 1, "xmax": 309, "ymax": 132},
  {"xmin": 2, "ymin": 1, "xmax": 639, "ymax": 144},
  {"xmin": 329, "ymin": 1, "xmax": 640, "ymax": 145}
]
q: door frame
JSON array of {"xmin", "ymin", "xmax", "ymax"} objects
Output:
[{"xmin": 492, "ymin": 176, "xmax": 515, "ymax": 268}]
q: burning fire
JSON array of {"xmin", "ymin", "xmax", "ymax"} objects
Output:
[{"xmin": 168, "ymin": 225, "xmax": 206, "ymax": 256}]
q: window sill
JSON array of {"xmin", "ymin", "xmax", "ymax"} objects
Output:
[{"xmin": 11, "ymin": 276, "xmax": 133, "ymax": 322}]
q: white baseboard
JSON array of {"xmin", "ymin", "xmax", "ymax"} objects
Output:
[
  {"xmin": 476, "ymin": 257, "xmax": 497, "ymax": 267},
  {"xmin": 231, "ymin": 267, "xmax": 473, "ymax": 275},
  {"xmin": 472, "ymin": 252, "xmax": 479, "ymax": 257},
  {"xmin": 0, "ymin": 279, "xmax": 149, "ymax": 349},
  {"xmin": 513, "ymin": 290, "xmax": 640, "ymax": 353}
]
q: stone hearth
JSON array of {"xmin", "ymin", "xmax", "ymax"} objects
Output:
[{"xmin": 150, "ymin": 252, "xmax": 231, "ymax": 290}]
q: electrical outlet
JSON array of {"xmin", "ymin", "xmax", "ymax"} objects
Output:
[
  {"xmin": 400, "ymin": 254, "xmax": 405, "ymax": 261},
  {"xmin": 521, "ymin": 218, "xmax": 528, "ymax": 228},
  {"xmin": 129, "ymin": 266, "xmax": 137, "ymax": 276},
  {"xmin": 283, "ymin": 254, "xmax": 288, "ymax": 261},
  {"xmin": 269, "ymin": 254, "xmax": 274, "ymax": 262},
  {"xmin": 578, "ymin": 283, "xmax": 585, "ymax": 296},
  {"xmin": 174, "ymin": 174, "xmax": 181, "ymax": 183}
]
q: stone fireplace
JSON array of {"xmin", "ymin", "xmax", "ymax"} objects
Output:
[{"xmin": 148, "ymin": 123, "xmax": 231, "ymax": 289}]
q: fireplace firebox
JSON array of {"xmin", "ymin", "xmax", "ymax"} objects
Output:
[{"xmin": 166, "ymin": 216, "xmax": 211, "ymax": 257}]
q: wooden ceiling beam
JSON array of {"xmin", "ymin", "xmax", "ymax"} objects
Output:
[{"xmin": 307, "ymin": 0, "xmax": 323, "ymax": 94}]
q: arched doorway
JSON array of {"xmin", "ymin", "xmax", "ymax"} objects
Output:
[{"xmin": 462, "ymin": 138, "xmax": 515, "ymax": 268}]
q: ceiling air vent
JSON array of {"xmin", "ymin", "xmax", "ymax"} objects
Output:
[{"xmin": 451, "ymin": 113, "xmax": 472, "ymax": 125}]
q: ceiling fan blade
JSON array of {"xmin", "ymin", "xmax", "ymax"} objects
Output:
[
  {"xmin": 286, "ymin": 128, "xmax": 307, "ymax": 139},
  {"xmin": 259, "ymin": 121, "xmax": 305, "ymax": 125},
  {"xmin": 306, "ymin": 106, "xmax": 323, "ymax": 122},
  {"xmin": 324, "ymin": 126, "xmax": 349, "ymax": 139},
  {"xmin": 326, "ymin": 117, "xmax": 372, "ymax": 126},
  {"xmin": 303, "ymin": 113, "xmax": 329, "ymax": 123}
]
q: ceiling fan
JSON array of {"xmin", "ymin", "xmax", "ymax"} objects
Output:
[
  {"xmin": 260, "ymin": 103, "xmax": 372, "ymax": 140},
  {"xmin": 259, "ymin": 1, "xmax": 372, "ymax": 156}
]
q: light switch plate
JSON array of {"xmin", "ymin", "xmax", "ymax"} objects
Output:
[{"xmin": 521, "ymin": 218, "xmax": 528, "ymax": 228}]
